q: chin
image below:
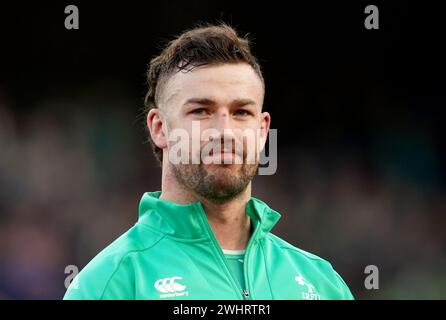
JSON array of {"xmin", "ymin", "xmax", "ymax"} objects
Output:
[
  {"xmin": 205, "ymin": 167, "xmax": 241, "ymax": 184},
  {"xmin": 204, "ymin": 165, "xmax": 244, "ymax": 180}
]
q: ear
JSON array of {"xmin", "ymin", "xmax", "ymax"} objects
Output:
[
  {"xmin": 259, "ymin": 111, "xmax": 271, "ymax": 151},
  {"xmin": 147, "ymin": 108, "xmax": 168, "ymax": 149}
]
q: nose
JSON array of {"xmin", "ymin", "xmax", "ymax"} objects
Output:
[
  {"xmin": 213, "ymin": 109, "xmax": 231, "ymax": 131},
  {"xmin": 212, "ymin": 109, "xmax": 236, "ymax": 140}
]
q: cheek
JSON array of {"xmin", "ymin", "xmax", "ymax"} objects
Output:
[
  {"xmin": 233, "ymin": 126, "xmax": 261, "ymax": 160},
  {"xmin": 165, "ymin": 120, "xmax": 202, "ymax": 156},
  {"xmin": 165, "ymin": 116, "xmax": 191, "ymax": 137},
  {"xmin": 235, "ymin": 122, "xmax": 262, "ymax": 140}
]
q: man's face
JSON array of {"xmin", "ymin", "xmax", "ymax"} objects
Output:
[{"xmin": 155, "ymin": 63, "xmax": 270, "ymax": 202}]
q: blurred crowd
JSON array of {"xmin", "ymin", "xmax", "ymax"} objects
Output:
[{"xmin": 0, "ymin": 85, "xmax": 445, "ymax": 299}]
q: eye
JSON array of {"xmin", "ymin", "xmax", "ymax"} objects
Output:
[
  {"xmin": 190, "ymin": 108, "xmax": 208, "ymax": 116},
  {"xmin": 234, "ymin": 109, "xmax": 251, "ymax": 116}
]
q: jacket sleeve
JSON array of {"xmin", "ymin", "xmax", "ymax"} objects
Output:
[
  {"xmin": 63, "ymin": 252, "xmax": 135, "ymax": 300},
  {"xmin": 332, "ymin": 268, "xmax": 355, "ymax": 300}
]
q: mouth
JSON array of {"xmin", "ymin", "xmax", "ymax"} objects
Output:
[{"xmin": 202, "ymin": 148, "xmax": 243, "ymax": 164}]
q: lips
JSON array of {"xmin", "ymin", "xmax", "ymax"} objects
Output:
[
  {"xmin": 208, "ymin": 147, "xmax": 242, "ymax": 157},
  {"xmin": 202, "ymin": 147, "xmax": 243, "ymax": 164},
  {"xmin": 215, "ymin": 150, "xmax": 235, "ymax": 155}
]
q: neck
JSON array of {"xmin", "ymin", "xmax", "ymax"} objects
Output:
[{"xmin": 159, "ymin": 163, "xmax": 253, "ymax": 251}]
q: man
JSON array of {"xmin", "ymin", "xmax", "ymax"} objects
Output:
[{"xmin": 64, "ymin": 23, "xmax": 353, "ymax": 300}]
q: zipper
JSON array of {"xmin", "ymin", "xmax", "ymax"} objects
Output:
[
  {"xmin": 241, "ymin": 218, "xmax": 261, "ymax": 300},
  {"xmin": 196, "ymin": 203, "xmax": 256, "ymax": 300}
]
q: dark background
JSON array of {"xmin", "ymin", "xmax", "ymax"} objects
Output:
[{"xmin": 0, "ymin": 1, "xmax": 445, "ymax": 299}]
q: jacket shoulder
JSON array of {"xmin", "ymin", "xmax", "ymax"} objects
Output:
[
  {"xmin": 266, "ymin": 232, "xmax": 326, "ymax": 261},
  {"xmin": 264, "ymin": 232, "xmax": 354, "ymax": 300},
  {"xmin": 63, "ymin": 223, "xmax": 166, "ymax": 300}
]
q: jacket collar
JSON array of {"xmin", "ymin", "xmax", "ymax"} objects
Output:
[{"xmin": 137, "ymin": 191, "xmax": 282, "ymax": 240}]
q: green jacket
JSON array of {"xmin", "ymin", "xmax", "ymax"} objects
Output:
[{"xmin": 64, "ymin": 191, "xmax": 353, "ymax": 300}]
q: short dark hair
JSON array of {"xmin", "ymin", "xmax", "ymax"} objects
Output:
[{"xmin": 143, "ymin": 23, "xmax": 264, "ymax": 163}]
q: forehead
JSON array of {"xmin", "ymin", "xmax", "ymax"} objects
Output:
[{"xmin": 159, "ymin": 63, "xmax": 264, "ymax": 107}]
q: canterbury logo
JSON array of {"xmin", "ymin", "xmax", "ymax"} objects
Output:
[{"xmin": 154, "ymin": 276, "xmax": 186, "ymax": 293}]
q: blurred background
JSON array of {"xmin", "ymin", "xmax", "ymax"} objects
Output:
[{"xmin": 0, "ymin": 1, "xmax": 445, "ymax": 299}]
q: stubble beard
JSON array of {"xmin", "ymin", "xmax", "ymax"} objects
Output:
[{"xmin": 171, "ymin": 160, "xmax": 258, "ymax": 204}]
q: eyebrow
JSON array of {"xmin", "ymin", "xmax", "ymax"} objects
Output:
[{"xmin": 183, "ymin": 97, "xmax": 257, "ymax": 108}]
